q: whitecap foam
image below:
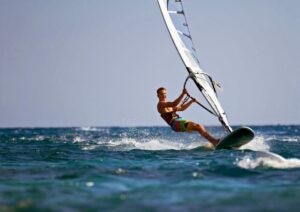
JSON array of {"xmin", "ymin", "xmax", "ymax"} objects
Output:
[
  {"xmin": 82, "ymin": 145, "xmax": 97, "ymax": 150},
  {"xmin": 281, "ymin": 137, "xmax": 298, "ymax": 142},
  {"xmin": 79, "ymin": 127, "xmax": 107, "ymax": 132},
  {"xmin": 236, "ymin": 151, "xmax": 300, "ymax": 169},
  {"xmin": 73, "ymin": 136, "xmax": 85, "ymax": 143},
  {"xmin": 35, "ymin": 135, "xmax": 45, "ymax": 141}
]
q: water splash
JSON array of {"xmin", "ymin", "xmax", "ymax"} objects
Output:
[
  {"xmin": 239, "ymin": 135, "xmax": 270, "ymax": 151},
  {"xmin": 236, "ymin": 151, "xmax": 300, "ymax": 169},
  {"xmin": 94, "ymin": 138, "xmax": 202, "ymax": 151}
]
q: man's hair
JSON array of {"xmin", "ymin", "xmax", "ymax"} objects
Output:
[{"xmin": 157, "ymin": 87, "xmax": 166, "ymax": 94}]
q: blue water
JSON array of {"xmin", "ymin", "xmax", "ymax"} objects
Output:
[{"xmin": 0, "ymin": 125, "xmax": 300, "ymax": 211}]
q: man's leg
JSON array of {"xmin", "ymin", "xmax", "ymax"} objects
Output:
[{"xmin": 187, "ymin": 122, "xmax": 219, "ymax": 146}]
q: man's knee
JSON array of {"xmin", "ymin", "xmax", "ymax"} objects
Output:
[
  {"xmin": 196, "ymin": 124, "xmax": 206, "ymax": 132},
  {"xmin": 187, "ymin": 122, "xmax": 206, "ymax": 132}
]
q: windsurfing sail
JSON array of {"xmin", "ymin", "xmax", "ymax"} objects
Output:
[{"xmin": 157, "ymin": 0, "xmax": 232, "ymax": 132}]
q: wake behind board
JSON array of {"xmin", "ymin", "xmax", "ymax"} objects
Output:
[{"xmin": 215, "ymin": 127, "xmax": 255, "ymax": 150}]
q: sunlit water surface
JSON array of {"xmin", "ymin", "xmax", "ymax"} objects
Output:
[{"xmin": 0, "ymin": 125, "xmax": 300, "ymax": 211}]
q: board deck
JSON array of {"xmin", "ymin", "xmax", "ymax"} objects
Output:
[{"xmin": 215, "ymin": 127, "xmax": 255, "ymax": 150}]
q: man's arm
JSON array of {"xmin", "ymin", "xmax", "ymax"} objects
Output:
[
  {"xmin": 170, "ymin": 89, "xmax": 188, "ymax": 107},
  {"xmin": 158, "ymin": 98, "xmax": 195, "ymax": 114},
  {"xmin": 176, "ymin": 99, "xmax": 195, "ymax": 112}
]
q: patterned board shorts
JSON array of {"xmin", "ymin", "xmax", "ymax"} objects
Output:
[{"xmin": 171, "ymin": 118, "xmax": 191, "ymax": 132}]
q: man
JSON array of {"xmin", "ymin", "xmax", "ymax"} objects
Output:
[{"xmin": 157, "ymin": 87, "xmax": 219, "ymax": 146}]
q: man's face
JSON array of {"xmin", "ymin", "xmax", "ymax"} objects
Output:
[{"xmin": 158, "ymin": 89, "xmax": 167, "ymax": 99}]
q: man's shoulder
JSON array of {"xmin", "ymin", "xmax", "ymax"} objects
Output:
[
  {"xmin": 158, "ymin": 101, "xmax": 171, "ymax": 105},
  {"xmin": 157, "ymin": 102, "xmax": 163, "ymax": 111},
  {"xmin": 158, "ymin": 101, "xmax": 169, "ymax": 109},
  {"xmin": 157, "ymin": 101, "xmax": 168, "ymax": 114}
]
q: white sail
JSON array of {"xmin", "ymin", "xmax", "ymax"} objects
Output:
[{"xmin": 157, "ymin": 0, "xmax": 232, "ymax": 132}]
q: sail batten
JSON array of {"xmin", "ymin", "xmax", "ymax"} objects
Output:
[
  {"xmin": 168, "ymin": 10, "xmax": 184, "ymax": 14},
  {"xmin": 157, "ymin": 0, "xmax": 232, "ymax": 132}
]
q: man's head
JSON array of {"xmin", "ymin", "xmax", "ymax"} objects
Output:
[{"xmin": 157, "ymin": 87, "xmax": 167, "ymax": 100}]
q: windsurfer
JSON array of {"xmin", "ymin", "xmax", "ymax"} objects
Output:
[{"xmin": 157, "ymin": 87, "xmax": 219, "ymax": 146}]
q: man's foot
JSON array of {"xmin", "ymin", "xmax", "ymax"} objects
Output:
[{"xmin": 214, "ymin": 138, "xmax": 222, "ymax": 147}]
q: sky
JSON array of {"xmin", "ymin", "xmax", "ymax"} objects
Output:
[{"xmin": 0, "ymin": 0, "xmax": 299, "ymax": 127}]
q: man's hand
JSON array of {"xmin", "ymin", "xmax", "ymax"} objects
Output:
[
  {"xmin": 177, "ymin": 96, "xmax": 195, "ymax": 111},
  {"xmin": 172, "ymin": 88, "xmax": 189, "ymax": 107},
  {"xmin": 191, "ymin": 97, "xmax": 197, "ymax": 103}
]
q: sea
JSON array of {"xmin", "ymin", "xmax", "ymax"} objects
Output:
[{"xmin": 0, "ymin": 125, "xmax": 300, "ymax": 211}]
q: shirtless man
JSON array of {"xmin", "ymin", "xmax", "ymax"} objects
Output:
[{"xmin": 156, "ymin": 87, "xmax": 219, "ymax": 146}]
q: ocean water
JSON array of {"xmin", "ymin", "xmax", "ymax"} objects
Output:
[{"xmin": 0, "ymin": 125, "xmax": 300, "ymax": 211}]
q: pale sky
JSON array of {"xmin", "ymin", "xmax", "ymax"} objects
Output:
[{"xmin": 0, "ymin": 0, "xmax": 299, "ymax": 127}]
